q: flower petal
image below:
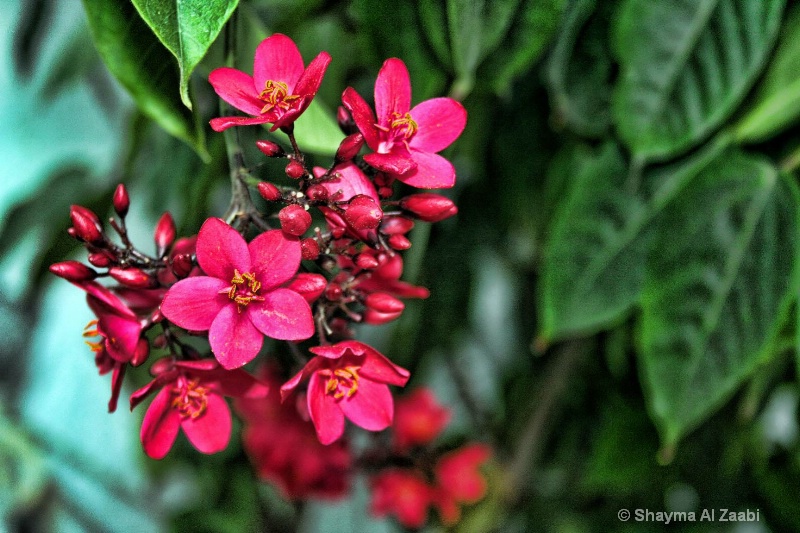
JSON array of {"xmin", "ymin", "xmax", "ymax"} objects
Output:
[
  {"xmin": 409, "ymin": 98, "xmax": 467, "ymax": 153},
  {"xmin": 253, "ymin": 34, "xmax": 304, "ymax": 91},
  {"xmin": 140, "ymin": 387, "xmax": 181, "ymax": 459},
  {"xmin": 209, "ymin": 304, "xmax": 263, "ymax": 369},
  {"xmin": 181, "ymin": 393, "xmax": 232, "ymax": 454},
  {"xmin": 342, "ymin": 87, "xmax": 379, "ymax": 149},
  {"xmin": 308, "ymin": 372, "xmax": 345, "ymax": 445},
  {"xmin": 208, "ymin": 67, "xmax": 264, "ymax": 116},
  {"xmin": 363, "ymin": 151, "xmax": 416, "ymax": 175},
  {"xmin": 293, "ymin": 51, "xmax": 332, "ymax": 98},
  {"xmin": 339, "ymin": 379, "xmax": 393, "ymax": 431},
  {"xmin": 375, "ymin": 58, "xmax": 411, "ymax": 125},
  {"xmin": 160, "ymin": 276, "xmax": 229, "ymax": 331},
  {"xmin": 248, "ymin": 288, "xmax": 314, "ymax": 341},
  {"xmin": 399, "ymin": 150, "xmax": 456, "ymax": 189},
  {"xmin": 322, "ymin": 162, "xmax": 379, "ymax": 202},
  {"xmin": 360, "ymin": 348, "xmax": 410, "ymax": 387},
  {"xmin": 248, "ymin": 230, "xmax": 301, "ymax": 290},
  {"xmin": 210, "ymin": 115, "xmax": 273, "ymax": 132},
  {"xmin": 196, "ymin": 218, "xmax": 252, "ymax": 281},
  {"xmin": 214, "ymin": 368, "xmax": 270, "ymax": 399},
  {"xmin": 99, "ymin": 312, "xmax": 141, "ymax": 361}
]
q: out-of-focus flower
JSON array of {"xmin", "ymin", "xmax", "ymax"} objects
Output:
[
  {"xmin": 370, "ymin": 469, "xmax": 435, "ymax": 529},
  {"xmin": 392, "ymin": 387, "xmax": 451, "ymax": 451}
]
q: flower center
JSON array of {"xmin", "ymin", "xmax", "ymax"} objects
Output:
[
  {"xmin": 259, "ymin": 80, "xmax": 301, "ymax": 114},
  {"xmin": 83, "ymin": 319, "xmax": 104, "ymax": 353},
  {"xmin": 221, "ymin": 269, "xmax": 264, "ymax": 311},
  {"xmin": 171, "ymin": 377, "xmax": 210, "ymax": 419},
  {"xmin": 376, "ymin": 112, "xmax": 417, "ymax": 153},
  {"xmin": 324, "ymin": 365, "xmax": 362, "ymax": 400}
]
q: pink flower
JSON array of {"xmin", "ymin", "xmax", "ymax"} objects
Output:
[
  {"xmin": 131, "ymin": 359, "xmax": 269, "ymax": 459},
  {"xmin": 434, "ymin": 443, "xmax": 492, "ymax": 525},
  {"xmin": 280, "ymin": 341, "xmax": 410, "ymax": 445},
  {"xmin": 317, "ymin": 162, "xmax": 381, "ymax": 243},
  {"xmin": 392, "ymin": 388, "xmax": 451, "ymax": 451},
  {"xmin": 209, "ymin": 34, "xmax": 331, "ymax": 132},
  {"xmin": 342, "ymin": 58, "xmax": 467, "ymax": 189},
  {"xmin": 160, "ymin": 218, "xmax": 314, "ymax": 369},
  {"xmin": 236, "ymin": 366, "xmax": 352, "ymax": 500},
  {"xmin": 370, "ymin": 469, "xmax": 436, "ymax": 529}
]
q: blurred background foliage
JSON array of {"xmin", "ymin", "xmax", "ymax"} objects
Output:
[{"xmin": 4, "ymin": 0, "xmax": 800, "ymax": 531}]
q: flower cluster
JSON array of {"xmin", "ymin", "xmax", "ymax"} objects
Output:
[{"xmin": 52, "ymin": 32, "xmax": 479, "ymax": 524}]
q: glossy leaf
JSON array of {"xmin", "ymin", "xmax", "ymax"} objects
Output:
[
  {"xmin": 613, "ymin": 0, "xmax": 784, "ymax": 162},
  {"xmin": 82, "ymin": 0, "xmax": 208, "ymax": 159},
  {"xmin": 131, "ymin": 0, "xmax": 238, "ymax": 109},
  {"xmin": 735, "ymin": 4, "xmax": 800, "ymax": 142},
  {"xmin": 639, "ymin": 152, "xmax": 800, "ymax": 448},
  {"xmin": 539, "ymin": 141, "xmax": 724, "ymax": 341}
]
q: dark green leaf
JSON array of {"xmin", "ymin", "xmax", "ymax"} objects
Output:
[
  {"xmin": 735, "ymin": 4, "xmax": 800, "ymax": 142},
  {"xmin": 613, "ymin": 0, "xmax": 784, "ymax": 162},
  {"xmin": 82, "ymin": 0, "xmax": 208, "ymax": 159},
  {"xmin": 131, "ymin": 0, "xmax": 238, "ymax": 109},
  {"xmin": 418, "ymin": 3, "xmax": 451, "ymax": 68},
  {"xmin": 639, "ymin": 152, "xmax": 800, "ymax": 447}
]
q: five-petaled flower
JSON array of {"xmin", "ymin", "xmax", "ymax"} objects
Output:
[
  {"xmin": 280, "ymin": 341, "xmax": 410, "ymax": 445},
  {"xmin": 209, "ymin": 33, "xmax": 331, "ymax": 132},
  {"xmin": 342, "ymin": 58, "xmax": 467, "ymax": 189},
  {"xmin": 160, "ymin": 217, "xmax": 315, "ymax": 369},
  {"xmin": 131, "ymin": 358, "xmax": 269, "ymax": 459}
]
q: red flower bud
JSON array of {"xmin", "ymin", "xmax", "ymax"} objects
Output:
[
  {"xmin": 325, "ymin": 283, "xmax": 343, "ymax": 301},
  {"xmin": 49, "ymin": 261, "xmax": 98, "ymax": 282},
  {"xmin": 287, "ymin": 273, "xmax": 327, "ymax": 303},
  {"xmin": 301, "ymin": 238, "xmax": 320, "ymax": 260},
  {"xmin": 70, "ymin": 205, "xmax": 104, "ymax": 244},
  {"xmin": 335, "ymin": 133, "xmax": 364, "ymax": 162},
  {"xmin": 279, "ymin": 205, "xmax": 312, "ymax": 237},
  {"xmin": 400, "ymin": 193, "xmax": 458, "ymax": 222},
  {"xmin": 381, "ymin": 216, "xmax": 414, "ymax": 235},
  {"xmin": 131, "ymin": 338, "xmax": 150, "ymax": 367},
  {"xmin": 88, "ymin": 251, "xmax": 113, "ymax": 268},
  {"xmin": 286, "ymin": 159, "xmax": 306, "ymax": 179},
  {"xmin": 171, "ymin": 253, "xmax": 193, "ymax": 279},
  {"xmin": 256, "ymin": 139, "xmax": 285, "ymax": 157},
  {"xmin": 109, "ymin": 266, "xmax": 158, "ymax": 289},
  {"xmin": 113, "ymin": 184, "xmax": 130, "ymax": 218},
  {"xmin": 374, "ymin": 173, "xmax": 395, "ymax": 188},
  {"xmin": 365, "ymin": 292, "xmax": 404, "ymax": 314},
  {"xmin": 388, "ymin": 234, "xmax": 411, "ymax": 250},
  {"xmin": 355, "ymin": 253, "xmax": 379, "ymax": 270},
  {"xmin": 306, "ymin": 184, "xmax": 329, "ymax": 202},
  {"xmin": 257, "ymin": 182, "xmax": 282, "ymax": 202},
  {"xmin": 378, "ymin": 186, "xmax": 393, "ymax": 199},
  {"xmin": 154, "ymin": 212, "xmax": 176, "ymax": 257},
  {"xmin": 344, "ymin": 195, "xmax": 382, "ymax": 230},
  {"xmin": 363, "ymin": 309, "xmax": 403, "ymax": 325},
  {"xmin": 337, "ymin": 106, "xmax": 356, "ymax": 134}
]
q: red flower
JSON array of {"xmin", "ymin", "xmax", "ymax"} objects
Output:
[
  {"xmin": 342, "ymin": 58, "xmax": 467, "ymax": 189},
  {"xmin": 393, "ymin": 388, "xmax": 451, "ymax": 451},
  {"xmin": 370, "ymin": 469, "xmax": 436, "ymax": 529},
  {"xmin": 160, "ymin": 218, "xmax": 314, "ymax": 369},
  {"xmin": 280, "ymin": 341, "xmax": 410, "ymax": 445},
  {"xmin": 131, "ymin": 359, "xmax": 269, "ymax": 459},
  {"xmin": 434, "ymin": 443, "xmax": 492, "ymax": 525},
  {"xmin": 209, "ymin": 34, "xmax": 331, "ymax": 132},
  {"xmin": 236, "ymin": 366, "xmax": 352, "ymax": 500}
]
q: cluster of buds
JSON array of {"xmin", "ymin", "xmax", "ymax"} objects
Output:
[{"xmin": 52, "ymin": 32, "xmax": 488, "ymax": 524}]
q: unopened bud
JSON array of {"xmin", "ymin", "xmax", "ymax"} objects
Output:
[
  {"xmin": 279, "ymin": 205, "xmax": 312, "ymax": 237},
  {"xmin": 154, "ymin": 212, "xmax": 176, "ymax": 256},
  {"xmin": 256, "ymin": 140, "xmax": 285, "ymax": 157},
  {"xmin": 88, "ymin": 251, "xmax": 113, "ymax": 268},
  {"xmin": 70, "ymin": 205, "xmax": 104, "ymax": 244},
  {"xmin": 335, "ymin": 133, "xmax": 364, "ymax": 162},
  {"xmin": 400, "ymin": 193, "xmax": 458, "ymax": 222},
  {"xmin": 381, "ymin": 216, "xmax": 414, "ymax": 235},
  {"xmin": 365, "ymin": 292, "xmax": 404, "ymax": 314},
  {"xmin": 171, "ymin": 253, "xmax": 193, "ymax": 279},
  {"xmin": 355, "ymin": 253, "xmax": 379, "ymax": 270},
  {"xmin": 131, "ymin": 338, "xmax": 150, "ymax": 367},
  {"xmin": 109, "ymin": 266, "xmax": 158, "ymax": 289},
  {"xmin": 344, "ymin": 195, "xmax": 382, "ymax": 230},
  {"xmin": 113, "ymin": 184, "xmax": 130, "ymax": 218},
  {"xmin": 388, "ymin": 234, "xmax": 411, "ymax": 250},
  {"xmin": 49, "ymin": 261, "xmax": 98, "ymax": 282},
  {"xmin": 378, "ymin": 186, "xmax": 393, "ymax": 199},
  {"xmin": 363, "ymin": 308, "xmax": 403, "ymax": 325},
  {"xmin": 257, "ymin": 182, "xmax": 282, "ymax": 202},
  {"xmin": 301, "ymin": 238, "xmax": 320, "ymax": 260},
  {"xmin": 306, "ymin": 184, "xmax": 329, "ymax": 202},
  {"xmin": 337, "ymin": 106, "xmax": 356, "ymax": 134},
  {"xmin": 287, "ymin": 273, "xmax": 327, "ymax": 303},
  {"xmin": 285, "ymin": 159, "xmax": 306, "ymax": 179},
  {"xmin": 325, "ymin": 283, "xmax": 343, "ymax": 301}
]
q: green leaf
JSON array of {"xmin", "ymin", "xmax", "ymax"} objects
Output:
[
  {"xmin": 0, "ymin": 405, "xmax": 46, "ymax": 519},
  {"xmin": 734, "ymin": 4, "xmax": 800, "ymax": 143},
  {"xmin": 82, "ymin": 0, "xmax": 208, "ymax": 160},
  {"xmin": 131, "ymin": 0, "xmax": 238, "ymax": 109},
  {"xmin": 639, "ymin": 152, "xmax": 800, "ymax": 448},
  {"xmin": 546, "ymin": 0, "xmax": 613, "ymax": 137},
  {"xmin": 418, "ymin": 3, "xmax": 451, "ymax": 68},
  {"xmin": 612, "ymin": 0, "xmax": 784, "ymax": 162},
  {"xmin": 539, "ymin": 140, "xmax": 724, "ymax": 341}
]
